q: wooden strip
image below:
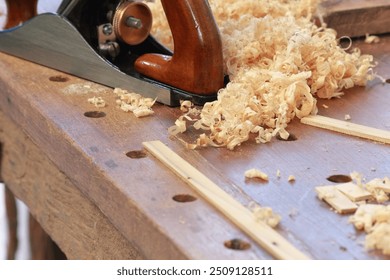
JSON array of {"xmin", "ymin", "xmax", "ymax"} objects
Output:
[
  {"xmin": 301, "ymin": 115, "xmax": 390, "ymax": 144},
  {"xmin": 143, "ymin": 140, "xmax": 309, "ymax": 260},
  {"xmin": 315, "ymin": 185, "xmax": 358, "ymax": 214},
  {"xmin": 336, "ymin": 182, "xmax": 373, "ymax": 202}
]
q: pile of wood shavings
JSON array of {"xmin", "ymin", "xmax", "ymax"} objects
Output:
[
  {"xmin": 147, "ymin": 0, "xmax": 376, "ymax": 150},
  {"xmin": 114, "ymin": 88, "xmax": 156, "ymax": 118},
  {"xmin": 349, "ymin": 204, "xmax": 390, "ymax": 255}
]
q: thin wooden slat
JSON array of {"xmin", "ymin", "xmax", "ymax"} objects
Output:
[
  {"xmin": 336, "ymin": 182, "xmax": 373, "ymax": 202},
  {"xmin": 315, "ymin": 185, "xmax": 358, "ymax": 214},
  {"xmin": 301, "ymin": 115, "xmax": 390, "ymax": 144},
  {"xmin": 143, "ymin": 140, "xmax": 310, "ymax": 260}
]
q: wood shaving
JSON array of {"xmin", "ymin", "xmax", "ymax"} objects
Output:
[
  {"xmin": 365, "ymin": 34, "xmax": 380, "ymax": 44},
  {"xmin": 149, "ymin": 0, "xmax": 376, "ymax": 149},
  {"xmin": 180, "ymin": 100, "xmax": 193, "ymax": 113},
  {"xmin": 365, "ymin": 177, "xmax": 390, "ymax": 203},
  {"xmin": 249, "ymin": 202, "xmax": 281, "ymax": 228},
  {"xmin": 349, "ymin": 204, "xmax": 390, "ymax": 255},
  {"xmin": 88, "ymin": 96, "xmax": 106, "ymax": 108},
  {"xmin": 344, "ymin": 114, "xmax": 351, "ymax": 121},
  {"xmin": 245, "ymin": 168, "xmax": 269, "ymax": 181},
  {"xmin": 288, "ymin": 175, "xmax": 296, "ymax": 182},
  {"xmin": 114, "ymin": 88, "xmax": 156, "ymax": 118}
]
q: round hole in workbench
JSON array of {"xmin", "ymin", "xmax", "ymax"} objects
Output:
[
  {"xmin": 224, "ymin": 239, "xmax": 251, "ymax": 251},
  {"xmin": 126, "ymin": 150, "xmax": 147, "ymax": 159},
  {"xmin": 84, "ymin": 111, "xmax": 106, "ymax": 118},
  {"xmin": 49, "ymin": 75, "xmax": 69, "ymax": 82},
  {"xmin": 172, "ymin": 194, "xmax": 197, "ymax": 203},
  {"xmin": 386, "ymin": 78, "xmax": 390, "ymax": 84},
  {"xmin": 276, "ymin": 133, "xmax": 298, "ymax": 141},
  {"xmin": 326, "ymin": 174, "xmax": 352, "ymax": 183}
]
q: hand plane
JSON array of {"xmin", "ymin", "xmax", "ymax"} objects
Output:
[{"xmin": 0, "ymin": 0, "xmax": 224, "ymax": 106}]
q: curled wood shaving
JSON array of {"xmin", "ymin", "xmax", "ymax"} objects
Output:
[
  {"xmin": 114, "ymin": 88, "xmax": 156, "ymax": 118},
  {"xmin": 150, "ymin": 0, "xmax": 375, "ymax": 149}
]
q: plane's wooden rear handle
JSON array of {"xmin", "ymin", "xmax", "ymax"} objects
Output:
[
  {"xmin": 135, "ymin": 0, "xmax": 224, "ymax": 95},
  {"xmin": 4, "ymin": 0, "xmax": 38, "ymax": 29}
]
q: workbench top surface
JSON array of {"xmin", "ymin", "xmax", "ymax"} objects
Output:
[{"xmin": 0, "ymin": 0, "xmax": 390, "ymax": 259}]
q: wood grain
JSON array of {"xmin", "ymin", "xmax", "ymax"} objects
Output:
[
  {"xmin": 143, "ymin": 140, "xmax": 309, "ymax": 260},
  {"xmin": 0, "ymin": 19, "xmax": 389, "ymax": 259},
  {"xmin": 322, "ymin": 0, "xmax": 390, "ymax": 37},
  {"xmin": 0, "ymin": 111, "xmax": 143, "ymax": 260}
]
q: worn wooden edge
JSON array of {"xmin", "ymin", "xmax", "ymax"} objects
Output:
[
  {"xmin": 301, "ymin": 115, "xmax": 390, "ymax": 144},
  {"xmin": 4, "ymin": 185, "xmax": 18, "ymax": 260},
  {"xmin": 143, "ymin": 140, "xmax": 310, "ymax": 260},
  {"xmin": 0, "ymin": 111, "xmax": 143, "ymax": 260}
]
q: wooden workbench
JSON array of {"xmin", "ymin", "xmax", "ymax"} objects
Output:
[
  {"xmin": 0, "ymin": 34, "xmax": 389, "ymax": 260},
  {"xmin": 1, "ymin": 3, "xmax": 390, "ymax": 260}
]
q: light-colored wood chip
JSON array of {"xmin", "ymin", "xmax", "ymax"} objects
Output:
[
  {"xmin": 245, "ymin": 168, "xmax": 269, "ymax": 181},
  {"xmin": 143, "ymin": 140, "xmax": 309, "ymax": 260},
  {"xmin": 288, "ymin": 175, "xmax": 296, "ymax": 182},
  {"xmin": 301, "ymin": 115, "xmax": 390, "ymax": 145},
  {"xmin": 366, "ymin": 178, "xmax": 390, "ymax": 194},
  {"xmin": 336, "ymin": 182, "xmax": 373, "ymax": 202},
  {"xmin": 316, "ymin": 185, "xmax": 358, "ymax": 214}
]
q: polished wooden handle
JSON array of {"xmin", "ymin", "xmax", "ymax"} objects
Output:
[
  {"xmin": 135, "ymin": 0, "xmax": 224, "ymax": 95},
  {"xmin": 4, "ymin": 0, "xmax": 38, "ymax": 29}
]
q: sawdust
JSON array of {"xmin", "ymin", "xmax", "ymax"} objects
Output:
[{"xmin": 147, "ymin": 0, "xmax": 376, "ymax": 150}]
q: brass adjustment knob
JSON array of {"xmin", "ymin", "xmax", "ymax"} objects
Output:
[{"xmin": 113, "ymin": 1, "xmax": 153, "ymax": 46}]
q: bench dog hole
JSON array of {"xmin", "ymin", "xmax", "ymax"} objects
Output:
[
  {"xmin": 126, "ymin": 150, "xmax": 147, "ymax": 159},
  {"xmin": 84, "ymin": 111, "xmax": 106, "ymax": 118},
  {"xmin": 386, "ymin": 78, "xmax": 390, "ymax": 84},
  {"xmin": 172, "ymin": 194, "xmax": 197, "ymax": 203},
  {"xmin": 49, "ymin": 75, "xmax": 69, "ymax": 82},
  {"xmin": 327, "ymin": 174, "xmax": 352, "ymax": 183},
  {"xmin": 224, "ymin": 239, "xmax": 251, "ymax": 251}
]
